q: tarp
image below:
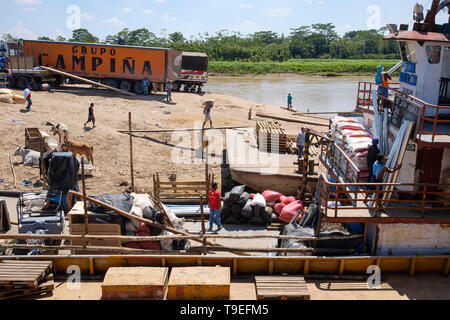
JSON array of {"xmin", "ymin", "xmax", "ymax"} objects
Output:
[
  {"xmin": 88, "ymin": 193, "xmax": 134, "ymax": 233},
  {"xmin": 47, "ymin": 152, "xmax": 79, "ymax": 194}
]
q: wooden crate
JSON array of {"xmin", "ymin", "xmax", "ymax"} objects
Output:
[
  {"xmin": 102, "ymin": 267, "xmax": 169, "ymax": 300},
  {"xmin": 68, "ymin": 201, "xmax": 122, "ymax": 254},
  {"xmin": 0, "ymin": 274, "xmax": 54, "ymax": 300},
  {"xmin": 25, "ymin": 128, "xmax": 45, "ymax": 152},
  {"xmin": 168, "ymin": 267, "xmax": 230, "ymax": 300},
  {"xmin": 255, "ymin": 276, "xmax": 310, "ymax": 300}
]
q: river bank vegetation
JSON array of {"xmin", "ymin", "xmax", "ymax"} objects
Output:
[{"xmin": 2, "ymin": 23, "xmax": 400, "ymax": 75}]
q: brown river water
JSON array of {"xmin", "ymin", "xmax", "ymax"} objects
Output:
[{"xmin": 205, "ymin": 75, "xmax": 373, "ymax": 114}]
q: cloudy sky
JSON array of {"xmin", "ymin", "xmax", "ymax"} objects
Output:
[{"xmin": 3, "ymin": 0, "xmax": 449, "ymax": 40}]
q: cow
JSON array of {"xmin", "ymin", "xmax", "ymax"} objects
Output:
[
  {"xmin": 51, "ymin": 123, "xmax": 69, "ymax": 144},
  {"xmin": 13, "ymin": 147, "xmax": 41, "ymax": 166},
  {"xmin": 63, "ymin": 140, "xmax": 94, "ymax": 165}
]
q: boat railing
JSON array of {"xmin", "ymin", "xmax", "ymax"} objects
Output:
[
  {"xmin": 318, "ymin": 173, "xmax": 450, "ymax": 220},
  {"xmin": 319, "ymin": 141, "xmax": 361, "ymax": 184},
  {"xmin": 356, "ymin": 81, "xmax": 400, "ymax": 112}
]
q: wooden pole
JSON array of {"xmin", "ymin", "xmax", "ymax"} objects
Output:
[
  {"xmin": 81, "ymin": 158, "xmax": 89, "ymax": 245},
  {"xmin": 129, "ymin": 112, "xmax": 135, "ymax": 192},
  {"xmin": 7, "ymin": 152, "xmax": 17, "ymax": 189},
  {"xmin": 200, "ymin": 196, "xmax": 206, "ymax": 255},
  {"xmin": 68, "ymin": 190, "xmax": 249, "ymax": 256},
  {"xmin": 39, "ymin": 138, "xmax": 46, "ymax": 190},
  {"xmin": 39, "ymin": 66, "xmax": 136, "ymax": 96},
  {"xmin": 117, "ymin": 125, "xmax": 250, "ymax": 134}
]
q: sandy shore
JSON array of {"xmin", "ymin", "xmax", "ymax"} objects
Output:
[{"xmin": 0, "ymin": 84, "xmax": 329, "ymax": 195}]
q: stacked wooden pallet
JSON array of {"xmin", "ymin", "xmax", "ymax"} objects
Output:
[
  {"xmin": 255, "ymin": 276, "xmax": 310, "ymax": 300},
  {"xmin": 0, "ymin": 260, "xmax": 54, "ymax": 300},
  {"xmin": 256, "ymin": 122, "xmax": 287, "ymax": 153},
  {"xmin": 286, "ymin": 139, "xmax": 299, "ymax": 155}
]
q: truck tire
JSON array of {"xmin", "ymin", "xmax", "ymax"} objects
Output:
[
  {"xmin": 172, "ymin": 82, "xmax": 181, "ymax": 92},
  {"xmin": 106, "ymin": 79, "xmax": 118, "ymax": 88},
  {"xmin": 120, "ymin": 80, "xmax": 132, "ymax": 92},
  {"xmin": 9, "ymin": 76, "xmax": 17, "ymax": 88},
  {"xmin": 133, "ymin": 81, "xmax": 144, "ymax": 95},
  {"xmin": 17, "ymin": 77, "xmax": 30, "ymax": 89}
]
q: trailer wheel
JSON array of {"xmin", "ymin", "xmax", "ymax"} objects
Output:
[
  {"xmin": 106, "ymin": 79, "xmax": 118, "ymax": 88},
  {"xmin": 133, "ymin": 81, "xmax": 144, "ymax": 95},
  {"xmin": 9, "ymin": 76, "xmax": 17, "ymax": 88},
  {"xmin": 17, "ymin": 77, "xmax": 30, "ymax": 89},
  {"xmin": 120, "ymin": 80, "xmax": 132, "ymax": 92},
  {"xmin": 172, "ymin": 82, "xmax": 181, "ymax": 92}
]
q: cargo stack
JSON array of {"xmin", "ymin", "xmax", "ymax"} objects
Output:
[
  {"xmin": 0, "ymin": 260, "xmax": 55, "ymax": 300},
  {"xmin": 256, "ymin": 122, "xmax": 287, "ymax": 153}
]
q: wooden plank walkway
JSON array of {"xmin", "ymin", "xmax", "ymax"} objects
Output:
[
  {"xmin": 0, "ymin": 260, "xmax": 53, "ymax": 290},
  {"xmin": 255, "ymin": 276, "xmax": 310, "ymax": 300}
]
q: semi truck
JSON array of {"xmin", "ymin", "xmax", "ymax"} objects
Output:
[{"xmin": 0, "ymin": 40, "xmax": 208, "ymax": 93}]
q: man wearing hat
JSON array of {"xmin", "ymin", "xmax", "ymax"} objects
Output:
[
  {"xmin": 24, "ymin": 85, "xmax": 32, "ymax": 112},
  {"xmin": 367, "ymin": 138, "xmax": 380, "ymax": 183},
  {"xmin": 202, "ymin": 99, "xmax": 214, "ymax": 129}
]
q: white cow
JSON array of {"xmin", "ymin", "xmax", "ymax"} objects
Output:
[{"xmin": 14, "ymin": 147, "xmax": 41, "ymax": 166}]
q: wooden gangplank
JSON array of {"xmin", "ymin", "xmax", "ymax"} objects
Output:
[{"xmin": 255, "ymin": 276, "xmax": 310, "ymax": 300}]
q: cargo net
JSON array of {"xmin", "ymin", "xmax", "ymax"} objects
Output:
[{"xmin": 256, "ymin": 122, "xmax": 287, "ymax": 154}]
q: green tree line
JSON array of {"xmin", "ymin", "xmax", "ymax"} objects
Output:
[{"xmin": 2, "ymin": 23, "xmax": 400, "ymax": 61}]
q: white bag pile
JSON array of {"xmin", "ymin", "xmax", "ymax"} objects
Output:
[{"xmin": 330, "ymin": 116, "xmax": 372, "ymax": 181}]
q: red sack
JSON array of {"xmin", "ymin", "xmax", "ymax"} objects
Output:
[
  {"xmin": 123, "ymin": 223, "xmax": 162, "ymax": 250},
  {"xmin": 282, "ymin": 196, "xmax": 296, "ymax": 205},
  {"xmin": 279, "ymin": 200, "xmax": 303, "ymax": 223},
  {"xmin": 274, "ymin": 202, "xmax": 285, "ymax": 215},
  {"xmin": 262, "ymin": 190, "xmax": 282, "ymax": 203},
  {"xmin": 249, "ymin": 193, "xmax": 255, "ymax": 200}
]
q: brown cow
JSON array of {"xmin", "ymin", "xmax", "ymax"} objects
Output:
[{"xmin": 64, "ymin": 140, "xmax": 94, "ymax": 165}]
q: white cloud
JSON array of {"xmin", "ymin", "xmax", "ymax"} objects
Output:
[
  {"xmin": 51, "ymin": 29, "xmax": 66, "ymax": 40},
  {"xmin": 155, "ymin": 0, "xmax": 167, "ymax": 2},
  {"xmin": 237, "ymin": 3, "xmax": 253, "ymax": 9},
  {"xmin": 7, "ymin": 20, "xmax": 37, "ymax": 39},
  {"xmin": 81, "ymin": 12, "xmax": 95, "ymax": 20},
  {"xmin": 267, "ymin": 7, "xmax": 294, "ymax": 18},
  {"xmin": 102, "ymin": 17, "xmax": 126, "ymax": 27},
  {"xmin": 24, "ymin": 7, "xmax": 37, "ymax": 11},
  {"xmin": 162, "ymin": 11, "xmax": 176, "ymax": 22},
  {"xmin": 14, "ymin": 0, "xmax": 42, "ymax": 4},
  {"xmin": 144, "ymin": 9, "xmax": 153, "ymax": 15},
  {"xmin": 115, "ymin": 7, "xmax": 132, "ymax": 14}
]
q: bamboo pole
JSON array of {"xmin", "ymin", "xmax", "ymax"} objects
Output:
[
  {"xmin": 39, "ymin": 66, "xmax": 136, "ymax": 96},
  {"xmin": 0, "ymin": 233, "xmax": 364, "ymax": 242},
  {"xmin": 7, "ymin": 152, "xmax": 17, "ymax": 189},
  {"xmin": 129, "ymin": 112, "xmax": 135, "ymax": 192},
  {"xmin": 81, "ymin": 159, "xmax": 89, "ymax": 244},
  {"xmin": 67, "ymin": 190, "xmax": 249, "ymax": 256},
  {"xmin": 200, "ymin": 196, "xmax": 206, "ymax": 255},
  {"xmin": 256, "ymin": 113, "xmax": 330, "ymax": 127},
  {"xmin": 117, "ymin": 125, "xmax": 250, "ymax": 134}
]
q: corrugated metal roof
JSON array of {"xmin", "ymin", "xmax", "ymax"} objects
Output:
[{"xmin": 385, "ymin": 31, "xmax": 450, "ymax": 43}]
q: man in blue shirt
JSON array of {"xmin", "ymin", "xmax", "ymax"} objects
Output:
[
  {"xmin": 365, "ymin": 153, "xmax": 402, "ymax": 202},
  {"xmin": 297, "ymin": 127, "xmax": 306, "ymax": 160},
  {"xmin": 142, "ymin": 79, "xmax": 150, "ymax": 96},
  {"xmin": 287, "ymin": 93, "xmax": 293, "ymax": 109}
]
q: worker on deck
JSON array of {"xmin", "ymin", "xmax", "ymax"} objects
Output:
[
  {"xmin": 297, "ymin": 127, "xmax": 306, "ymax": 160},
  {"xmin": 287, "ymin": 93, "xmax": 293, "ymax": 109},
  {"xmin": 367, "ymin": 138, "xmax": 380, "ymax": 183},
  {"xmin": 208, "ymin": 182, "xmax": 222, "ymax": 233},
  {"xmin": 365, "ymin": 153, "xmax": 402, "ymax": 203},
  {"xmin": 202, "ymin": 99, "xmax": 214, "ymax": 129},
  {"xmin": 375, "ymin": 65, "xmax": 392, "ymax": 103}
]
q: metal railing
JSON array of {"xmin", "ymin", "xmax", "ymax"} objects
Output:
[
  {"xmin": 319, "ymin": 142, "xmax": 361, "ymax": 184},
  {"xmin": 356, "ymin": 81, "xmax": 400, "ymax": 113},
  {"xmin": 318, "ymin": 173, "xmax": 450, "ymax": 220}
]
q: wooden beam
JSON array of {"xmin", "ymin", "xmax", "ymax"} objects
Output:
[
  {"xmin": 39, "ymin": 66, "xmax": 136, "ymax": 96},
  {"xmin": 117, "ymin": 125, "xmax": 250, "ymax": 134},
  {"xmin": 129, "ymin": 112, "xmax": 135, "ymax": 192},
  {"xmin": 256, "ymin": 113, "xmax": 330, "ymax": 127}
]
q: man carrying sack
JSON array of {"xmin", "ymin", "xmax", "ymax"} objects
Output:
[{"xmin": 202, "ymin": 99, "xmax": 215, "ymax": 129}]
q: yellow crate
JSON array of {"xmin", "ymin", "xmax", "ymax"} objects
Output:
[{"xmin": 168, "ymin": 267, "xmax": 230, "ymax": 300}]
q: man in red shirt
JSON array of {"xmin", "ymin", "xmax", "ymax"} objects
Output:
[{"xmin": 208, "ymin": 182, "xmax": 222, "ymax": 232}]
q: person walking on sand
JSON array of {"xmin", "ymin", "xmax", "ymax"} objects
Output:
[
  {"xmin": 24, "ymin": 85, "xmax": 32, "ymax": 112},
  {"xmin": 287, "ymin": 93, "xmax": 293, "ymax": 109},
  {"xmin": 166, "ymin": 81, "xmax": 173, "ymax": 102},
  {"xmin": 202, "ymin": 99, "xmax": 214, "ymax": 129},
  {"xmin": 208, "ymin": 182, "xmax": 222, "ymax": 233},
  {"xmin": 142, "ymin": 79, "xmax": 150, "ymax": 96},
  {"xmin": 84, "ymin": 103, "xmax": 96, "ymax": 128}
]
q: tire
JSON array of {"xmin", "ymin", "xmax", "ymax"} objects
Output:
[
  {"xmin": 133, "ymin": 81, "xmax": 144, "ymax": 94},
  {"xmin": 120, "ymin": 80, "xmax": 132, "ymax": 92},
  {"xmin": 17, "ymin": 77, "xmax": 30, "ymax": 89},
  {"xmin": 9, "ymin": 76, "xmax": 17, "ymax": 88},
  {"xmin": 172, "ymin": 81, "xmax": 181, "ymax": 91},
  {"xmin": 106, "ymin": 79, "xmax": 118, "ymax": 88}
]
